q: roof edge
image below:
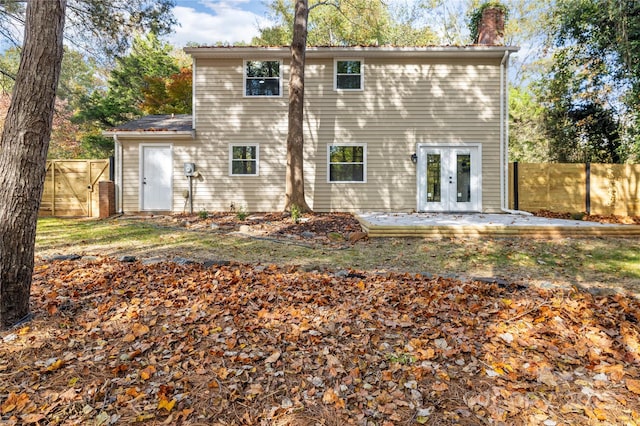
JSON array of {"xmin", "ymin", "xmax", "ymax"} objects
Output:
[
  {"xmin": 185, "ymin": 45, "xmax": 520, "ymax": 59},
  {"xmin": 103, "ymin": 130, "xmax": 195, "ymax": 139}
]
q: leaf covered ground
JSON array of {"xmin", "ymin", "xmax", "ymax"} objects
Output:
[{"xmin": 2, "ymin": 257, "xmax": 640, "ymax": 425}]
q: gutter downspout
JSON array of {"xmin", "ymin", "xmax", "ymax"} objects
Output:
[
  {"xmin": 499, "ymin": 50, "xmax": 532, "ymax": 216},
  {"xmin": 114, "ymin": 135, "xmax": 124, "ymax": 214},
  {"xmin": 192, "ymin": 58, "xmax": 197, "ymax": 130}
]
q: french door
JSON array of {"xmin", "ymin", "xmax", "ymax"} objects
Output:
[{"xmin": 417, "ymin": 145, "xmax": 481, "ymax": 212}]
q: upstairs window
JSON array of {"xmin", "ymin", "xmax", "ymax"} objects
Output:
[
  {"xmin": 335, "ymin": 59, "xmax": 363, "ymax": 90},
  {"xmin": 328, "ymin": 144, "xmax": 366, "ymax": 183},
  {"xmin": 244, "ymin": 60, "xmax": 282, "ymax": 97},
  {"xmin": 230, "ymin": 144, "xmax": 259, "ymax": 176}
]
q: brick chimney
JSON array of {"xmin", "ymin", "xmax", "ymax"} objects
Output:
[{"xmin": 477, "ymin": 7, "xmax": 505, "ymax": 45}]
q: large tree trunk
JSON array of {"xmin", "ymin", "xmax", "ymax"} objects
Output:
[
  {"xmin": 285, "ymin": 0, "xmax": 312, "ymax": 212},
  {"xmin": 0, "ymin": 0, "xmax": 67, "ymax": 328}
]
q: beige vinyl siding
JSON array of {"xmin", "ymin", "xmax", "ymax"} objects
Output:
[
  {"xmin": 302, "ymin": 57, "xmax": 502, "ymax": 212},
  {"xmin": 121, "ymin": 140, "xmax": 140, "ymax": 212},
  {"xmin": 119, "ymin": 53, "xmax": 504, "ymax": 213},
  {"xmin": 189, "ymin": 58, "xmax": 289, "ymax": 212}
]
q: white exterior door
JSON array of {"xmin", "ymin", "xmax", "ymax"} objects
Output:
[
  {"xmin": 417, "ymin": 145, "xmax": 481, "ymax": 212},
  {"xmin": 141, "ymin": 145, "xmax": 172, "ymax": 211}
]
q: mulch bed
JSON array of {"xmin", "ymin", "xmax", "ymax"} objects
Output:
[
  {"xmin": 158, "ymin": 212, "xmax": 365, "ymax": 242},
  {"xmin": 534, "ymin": 210, "xmax": 640, "ymax": 224}
]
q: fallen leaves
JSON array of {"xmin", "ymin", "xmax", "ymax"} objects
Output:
[{"xmin": 0, "ymin": 258, "xmax": 638, "ymax": 424}]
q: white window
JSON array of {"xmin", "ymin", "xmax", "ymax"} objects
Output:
[
  {"xmin": 244, "ymin": 60, "xmax": 282, "ymax": 97},
  {"xmin": 230, "ymin": 144, "xmax": 259, "ymax": 176},
  {"xmin": 334, "ymin": 59, "xmax": 363, "ymax": 91},
  {"xmin": 328, "ymin": 144, "xmax": 366, "ymax": 183}
]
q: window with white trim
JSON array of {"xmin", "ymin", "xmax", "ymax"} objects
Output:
[
  {"xmin": 328, "ymin": 144, "xmax": 366, "ymax": 182},
  {"xmin": 334, "ymin": 59, "xmax": 363, "ymax": 90},
  {"xmin": 244, "ymin": 60, "xmax": 282, "ymax": 97},
  {"xmin": 230, "ymin": 144, "xmax": 259, "ymax": 176}
]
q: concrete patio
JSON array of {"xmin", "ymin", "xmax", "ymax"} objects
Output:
[{"xmin": 356, "ymin": 212, "xmax": 640, "ymax": 238}]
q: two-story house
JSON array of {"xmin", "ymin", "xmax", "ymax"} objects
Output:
[{"xmin": 105, "ymin": 10, "xmax": 518, "ymax": 215}]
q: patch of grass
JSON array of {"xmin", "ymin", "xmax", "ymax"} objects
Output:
[
  {"xmin": 586, "ymin": 241, "xmax": 640, "ymax": 279},
  {"xmin": 36, "ymin": 218, "xmax": 177, "ymax": 252},
  {"xmin": 387, "ymin": 353, "xmax": 416, "ymax": 365}
]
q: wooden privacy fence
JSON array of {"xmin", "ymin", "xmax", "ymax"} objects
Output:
[
  {"xmin": 40, "ymin": 159, "xmax": 111, "ymax": 217},
  {"xmin": 509, "ymin": 163, "xmax": 640, "ymax": 216}
]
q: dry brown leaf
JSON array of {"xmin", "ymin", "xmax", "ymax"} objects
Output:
[
  {"xmin": 537, "ymin": 367, "xmax": 558, "ymax": 387},
  {"xmin": 1, "ymin": 393, "xmax": 29, "ymax": 415},
  {"xmin": 158, "ymin": 398, "xmax": 176, "ymax": 412},
  {"xmin": 140, "ymin": 365, "xmax": 156, "ymax": 380},
  {"xmin": 122, "ymin": 333, "xmax": 136, "ymax": 343},
  {"xmin": 432, "ymin": 382, "xmax": 449, "ymax": 391},
  {"xmin": 132, "ymin": 323, "xmax": 150, "ymax": 337},
  {"xmin": 20, "ymin": 414, "xmax": 45, "ymax": 424},
  {"xmin": 265, "ymin": 351, "xmax": 281, "ymax": 364},
  {"xmin": 626, "ymin": 379, "xmax": 640, "ymax": 395},
  {"xmin": 59, "ymin": 388, "xmax": 78, "ymax": 402},
  {"xmin": 46, "ymin": 359, "xmax": 64, "ymax": 372},
  {"xmin": 322, "ymin": 388, "xmax": 345, "ymax": 408}
]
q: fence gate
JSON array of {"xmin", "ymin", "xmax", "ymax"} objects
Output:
[{"xmin": 40, "ymin": 159, "xmax": 111, "ymax": 217}]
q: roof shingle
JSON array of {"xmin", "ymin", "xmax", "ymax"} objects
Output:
[{"xmin": 112, "ymin": 114, "xmax": 192, "ymax": 132}]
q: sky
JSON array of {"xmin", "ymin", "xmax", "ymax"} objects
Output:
[{"xmin": 168, "ymin": 0, "xmax": 273, "ymax": 47}]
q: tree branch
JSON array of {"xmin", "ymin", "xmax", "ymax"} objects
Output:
[{"xmin": 309, "ymin": 1, "xmax": 339, "ymax": 12}]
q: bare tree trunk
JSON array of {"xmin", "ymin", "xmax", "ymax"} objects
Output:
[
  {"xmin": 0, "ymin": 0, "xmax": 66, "ymax": 328},
  {"xmin": 285, "ymin": 0, "xmax": 312, "ymax": 212}
]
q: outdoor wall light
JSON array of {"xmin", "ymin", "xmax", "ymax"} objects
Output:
[{"xmin": 411, "ymin": 153, "xmax": 418, "ymax": 164}]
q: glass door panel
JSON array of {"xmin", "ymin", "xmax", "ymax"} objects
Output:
[
  {"xmin": 456, "ymin": 154, "xmax": 471, "ymax": 203},
  {"xmin": 426, "ymin": 154, "xmax": 441, "ymax": 203}
]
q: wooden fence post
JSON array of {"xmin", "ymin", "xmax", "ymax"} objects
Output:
[
  {"xmin": 585, "ymin": 162, "xmax": 591, "ymax": 215},
  {"xmin": 513, "ymin": 161, "xmax": 519, "ymax": 211}
]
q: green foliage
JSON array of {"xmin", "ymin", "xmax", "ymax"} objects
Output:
[
  {"xmin": 468, "ymin": 2, "xmax": 509, "ymax": 44},
  {"xmin": 111, "ymin": 33, "xmax": 179, "ymax": 108},
  {"xmin": 77, "ymin": 131, "xmax": 114, "ymax": 159},
  {"xmin": 0, "ymin": 47, "xmax": 19, "ymax": 94},
  {"xmin": 75, "ymin": 33, "xmax": 182, "ymax": 129},
  {"xmin": 387, "ymin": 353, "xmax": 416, "ymax": 365},
  {"xmin": 290, "ymin": 204, "xmax": 301, "ymax": 223},
  {"xmin": 236, "ymin": 206, "xmax": 248, "ymax": 221},
  {"xmin": 254, "ymin": 0, "xmax": 437, "ymax": 46},
  {"xmin": 57, "ymin": 49, "xmax": 103, "ymax": 111},
  {"xmin": 198, "ymin": 209, "xmax": 209, "ymax": 220},
  {"xmin": 509, "ymin": 86, "xmax": 549, "ymax": 162},
  {"xmin": 536, "ymin": 0, "xmax": 640, "ymax": 163}
]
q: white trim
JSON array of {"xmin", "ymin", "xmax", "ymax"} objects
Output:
[
  {"xmin": 416, "ymin": 142, "xmax": 482, "ymax": 212},
  {"xmin": 243, "ymin": 59, "xmax": 283, "ymax": 98},
  {"xmin": 229, "ymin": 143, "xmax": 260, "ymax": 176},
  {"xmin": 334, "ymin": 58, "xmax": 364, "ymax": 91},
  {"xmin": 139, "ymin": 143, "xmax": 173, "ymax": 211},
  {"xmin": 327, "ymin": 143, "xmax": 367, "ymax": 183},
  {"xmin": 114, "ymin": 135, "xmax": 123, "ymax": 213},
  {"xmin": 500, "ymin": 50, "xmax": 507, "ymax": 210}
]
